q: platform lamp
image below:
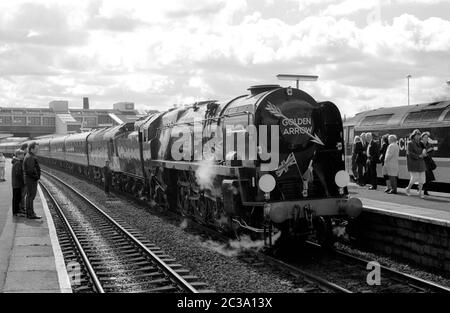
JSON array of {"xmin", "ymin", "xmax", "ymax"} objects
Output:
[
  {"xmin": 276, "ymin": 74, "xmax": 319, "ymax": 89},
  {"xmin": 407, "ymin": 74, "xmax": 412, "ymax": 106}
]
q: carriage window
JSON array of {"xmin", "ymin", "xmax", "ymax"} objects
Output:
[
  {"xmin": 404, "ymin": 109, "xmax": 444, "ymax": 123},
  {"xmin": 361, "ymin": 114, "xmax": 393, "ymax": 125}
]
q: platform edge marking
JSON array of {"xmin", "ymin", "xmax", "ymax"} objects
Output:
[
  {"xmin": 38, "ymin": 184, "xmax": 73, "ymax": 293},
  {"xmin": 363, "ymin": 204, "xmax": 450, "ymax": 228}
]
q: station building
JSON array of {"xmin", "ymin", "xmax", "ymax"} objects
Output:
[{"xmin": 0, "ymin": 97, "xmax": 150, "ymax": 139}]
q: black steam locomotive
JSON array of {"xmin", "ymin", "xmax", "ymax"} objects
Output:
[{"xmin": 30, "ymin": 85, "xmax": 362, "ymax": 245}]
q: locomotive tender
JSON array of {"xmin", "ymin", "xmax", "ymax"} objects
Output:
[{"xmin": 24, "ymin": 85, "xmax": 362, "ymax": 245}]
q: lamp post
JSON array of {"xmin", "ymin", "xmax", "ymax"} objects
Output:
[
  {"xmin": 406, "ymin": 74, "xmax": 412, "ymax": 106},
  {"xmin": 276, "ymin": 74, "xmax": 318, "ymax": 89}
]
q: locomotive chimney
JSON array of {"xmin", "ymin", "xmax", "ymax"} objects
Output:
[{"xmin": 83, "ymin": 97, "xmax": 89, "ymax": 110}]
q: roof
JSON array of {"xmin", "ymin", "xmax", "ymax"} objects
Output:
[{"xmin": 344, "ymin": 101, "xmax": 450, "ymax": 128}]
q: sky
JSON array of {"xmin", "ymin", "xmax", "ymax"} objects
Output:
[{"xmin": 0, "ymin": 0, "xmax": 449, "ymax": 117}]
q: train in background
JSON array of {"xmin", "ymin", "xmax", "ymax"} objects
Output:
[
  {"xmin": 2, "ymin": 85, "xmax": 362, "ymax": 246},
  {"xmin": 343, "ymin": 100, "xmax": 450, "ymax": 190},
  {"xmin": 0, "ymin": 138, "xmax": 28, "ymax": 157}
]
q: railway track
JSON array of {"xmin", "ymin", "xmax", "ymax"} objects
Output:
[
  {"xmin": 42, "ymin": 166, "xmax": 450, "ymax": 293},
  {"xmin": 270, "ymin": 240, "xmax": 450, "ymax": 293},
  {"xmin": 40, "ymin": 169, "xmax": 208, "ymax": 293},
  {"xmin": 318, "ymin": 242, "xmax": 450, "ymax": 293}
]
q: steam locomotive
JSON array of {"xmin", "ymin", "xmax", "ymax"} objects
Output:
[{"xmin": 23, "ymin": 85, "xmax": 362, "ymax": 245}]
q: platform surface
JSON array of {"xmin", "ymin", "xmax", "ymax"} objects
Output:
[
  {"xmin": 0, "ymin": 158, "xmax": 71, "ymax": 293},
  {"xmin": 349, "ymin": 183, "xmax": 450, "ymax": 227}
]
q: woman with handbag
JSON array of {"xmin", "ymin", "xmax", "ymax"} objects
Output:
[
  {"xmin": 421, "ymin": 132, "xmax": 436, "ymax": 196},
  {"xmin": 406, "ymin": 129, "xmax": 426, "ymax": 198}
]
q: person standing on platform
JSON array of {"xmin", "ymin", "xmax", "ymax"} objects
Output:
[
  {"xmin": 103, "ymin": 160, "xmax": 112, "ymax": 196},
  {"xmin": 406, "ymin": 129, "xmax": 426, "ymax": 198},
  {"xmin": 359, "ymin": 133, "xmax": 368, "ymax": 186},
  {"xmin": 0, "ymin": 152, "xmax": 5, "ymax": 182},
  {"xmin": 354, "ymin": 136, "xmax": 366, "ymax": 186},
  {"xmin": 420, "ymin": 132, "xmax": 436, "ymax": 196},
  {"xmin": 384, "ymin": 135, "xmax": 400, "ymax": 194},
  {"xmin": 23, "ymin": 142, "xmax": 42, "ymax": 219},
  {"xmin": 351, "ymin": 136, "xmax": 360, "ymax": 181},
  {"xmin": 12, "ymin": 149, "xmax": 26, "ymax": 216},
  {"xmin": 379, "ymin": 134, "xmax": 390, "ymax": 192},
  {"xmin": 365, "ymin": 132, "xmax": 380, "ymax": 190},
  {"xmin": 20, "ymin": 143, "xmax": 28, "ymax": 212}
]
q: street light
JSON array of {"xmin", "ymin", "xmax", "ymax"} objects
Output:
[
  {"xmin": 406, "ymin": 74, "xmax": 412, "ymax": 106},
  {"xmin": 276, "ymin": 74, "xmax": 318, "ymax": 89}
]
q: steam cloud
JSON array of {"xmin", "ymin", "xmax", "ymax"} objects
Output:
[
  {"xmin": 200, "ymin": 232, "xmax": 282, "ymax": 257},
  {"xmin": 195, "ymin": 159, "xmax": 216, "ymax": 189}
]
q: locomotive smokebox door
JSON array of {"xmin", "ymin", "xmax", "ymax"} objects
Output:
[{"xmin": 222, "ymin": 180, "xmax": 240, "ymax": 215}]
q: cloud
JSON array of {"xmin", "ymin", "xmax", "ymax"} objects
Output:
[{"xmin": 0, "ymin": 0, "xmax": 449, "ymax": 119}]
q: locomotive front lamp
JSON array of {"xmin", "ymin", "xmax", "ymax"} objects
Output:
[
  {"xmin": 335, "ymin": 170, "xmax": 350, "ymax": 188},
  {"xmin": 277, "ymin": 74, "xmax": 319, "ymax": 89},
  {"xmin": 259, "ymin": 174, "xmax": 276, "ymax": 200}
]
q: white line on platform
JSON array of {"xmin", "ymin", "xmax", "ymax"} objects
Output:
[{"xmin": 38, "ymin": 184, "xmax": 72, "ymax": 293}]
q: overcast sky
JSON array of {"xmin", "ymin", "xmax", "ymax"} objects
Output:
[{"xmin": 0, "ymin": 0, "xmax": 449, "ymax": 117}]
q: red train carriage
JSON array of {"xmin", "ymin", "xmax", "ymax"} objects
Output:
[
  {"xmin": 49, "ymin": 135, "xmax": 68, "ymax": 167},
  {"xmin": 64, "ymin": 132, "xmax": 90, "ymax": 175}
]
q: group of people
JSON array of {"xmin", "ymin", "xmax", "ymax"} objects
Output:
[
  {"xmin": 351, "ymin": 129, "xmax": 436, "ymax": 198},
  {"xmin": 0, "ymin": 143, "xmax": 42, "ymax": 219}
]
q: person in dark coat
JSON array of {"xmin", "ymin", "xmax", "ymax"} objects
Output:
[
  {"xmin": 23, "ymin": 142, "xmax": 42, "ymax": 219},
  {"xmin": 365, "ymin": 132, "xmax": 380, "ymax": 190},
  {"xmin": 0, "ymin": 152, "xmax": 5, "ymax": 182},
  {"xmin": 103, "ymin": 160, "xmax": 112, "ymax": 196},
  {"xmin": 351, "ymin": 135, "xmax": 360, "ymax": 181},
  {"xmin": 406, "ymin": 129, "xmax": 426, "ymax": 198},
  {"xmin": 12, "ymin": 149, "xmax": 26, "ymax": 216},
  {"xmin": 354, "ymin": 135, "xmax": 367, "ymax": 186},
  {"xmin": 379, "ymin": 134, "xmax": 390, "ymax": 192},
  {"xmin": 20, "ymin": 142, "xmax": 28, "ymax": 211},
  {"xmin": 420, "ymin": 132, "xmax": 435, "ymax": 196}
]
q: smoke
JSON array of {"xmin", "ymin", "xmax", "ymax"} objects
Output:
[
  {"xmin": 200, "ymin": 232, "xmax": 282, "ymax": 257},
  {"xmin": 195, "ymin": 159, "xmax": 216, "ymax": 189}
]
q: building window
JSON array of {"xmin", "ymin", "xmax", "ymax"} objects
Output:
[
  {"xmin": 28, "ymin": 116, "xmax": 41, "ymax": 125},
  {"xmin": 98, "ymin": 115, "xmax": 112, "ymax": 124},
  {"xmin": 42, "ymin": 117, "xmax": 55, "ymax": 125},
  {"xmin": 84, "ymin": 117, "xmax": 97, "ymax": 127},
  {"xmin": 0, "ymin": 116, "xmax": 12, "ymax": 125},
  {"xmin": 13, "ymin": 116, "xmax": 26, "ymax": 125}
]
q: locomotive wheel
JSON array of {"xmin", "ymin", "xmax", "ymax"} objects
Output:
[{"xmin": 314, "ymin": 216, "xmax": 335, "ymax": 248}]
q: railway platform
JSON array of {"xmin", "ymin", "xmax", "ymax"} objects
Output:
[
  {"xmin": 349, "ymin": 183, "xmax": 450, "ymax": 273},
  {"xmin": 349, "ymin": 183, "xmax": 450, "ymax": 226},
  {"xmin": 0, "ymin": 158, "xmax": 71, "ymax": 293}
]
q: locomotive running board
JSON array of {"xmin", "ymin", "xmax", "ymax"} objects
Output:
[{"xmin": 148, "ymin": 160, "xmax": 242, "ymax": 176}]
